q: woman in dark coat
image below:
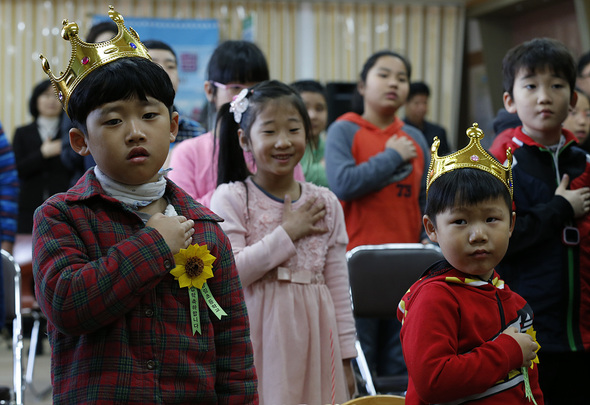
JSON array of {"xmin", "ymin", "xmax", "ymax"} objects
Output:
[{"xmin": 13, "ymin": 80, "xmax": 72, "ymax": 234}]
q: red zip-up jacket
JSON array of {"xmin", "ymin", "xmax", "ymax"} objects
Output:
[{"xmin": 398, "ymin": 261, "xmax": 543, "ymax": 405}]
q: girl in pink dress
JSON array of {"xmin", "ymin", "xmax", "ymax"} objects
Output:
[{"xmin": 210, "ymin": 80, "xmax": 357, "ymax": 405}]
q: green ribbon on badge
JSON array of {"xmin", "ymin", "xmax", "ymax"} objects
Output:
[
  {"xmin": 188, "ymin": 283, "xmax": 227, "ymax": 335},
  {"xmin": 201, "ymin": 283, "xmax": 228, "ymax": 320},
  {"xmin": 189, "ymin": 287, "xmax": 201, "ymax": 335},
  {"xmin": 522, "ymin": 367, "xmax": 538, "ymax": 404}
]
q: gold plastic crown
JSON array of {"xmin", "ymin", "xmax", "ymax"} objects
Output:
[
  {"xmin": 427, "ymin": 123, "xmax": 513, "ymax": 198},
  {"xmin": 39, "ymin": 5, "xmax": 151, "ymax": 113}
]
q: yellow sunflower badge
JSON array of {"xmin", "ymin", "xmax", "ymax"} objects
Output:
[{"xmin": 170, "ymin": 243, "xmax": 227, "ymax": 335}]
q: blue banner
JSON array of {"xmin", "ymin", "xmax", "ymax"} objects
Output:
[{"xmin": 92, "ymin": 15, "xmax": 219, "ymax": 122}]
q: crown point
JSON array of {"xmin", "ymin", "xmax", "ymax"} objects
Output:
[
  {"xmin": 426, "ymin": 123, "xmax": 513, "ymax": 199},
  {"xmin": 39, "ymin": 6, "xmax": 152, "ymax": 113},
  {"xmin": 108, "ymin": 5, "xmax": 125, "ymax": 24},
  {"xmin": 466, "ymin": 123, "xmax": 484, "ymax": 140},
  {"xmin": 40, "ymin": 55, "xmax": 51, "ymax": 73},
  {"xmin": 61, "ymin": 21, "xmax": 79, "ymax": 40}
]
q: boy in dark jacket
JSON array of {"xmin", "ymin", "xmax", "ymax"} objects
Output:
[{"xmin": 490, "ymin": 37, "xmax": 590, "ymax": 404}]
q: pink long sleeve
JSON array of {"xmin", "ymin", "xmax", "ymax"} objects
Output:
[{"xmin": 168, "ymin": 132, "xmax": 217, "ymax": 207}]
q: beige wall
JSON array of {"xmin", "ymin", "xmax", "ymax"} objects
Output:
[{"xmin": 1, "ymin": 0, "xmax": 466, "ymax": 148}]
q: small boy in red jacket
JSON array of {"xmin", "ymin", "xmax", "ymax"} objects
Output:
[{"xmin": 398, "ymin": 124, "xmax": 543, "ymax": 404}]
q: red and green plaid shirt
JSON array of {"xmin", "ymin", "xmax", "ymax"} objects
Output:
[{"xmin": 32, "ymin": 170, "xmax": 258, "ymax": 404}]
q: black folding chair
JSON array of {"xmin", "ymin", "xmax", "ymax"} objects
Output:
[
  {"xmin": 347, "ymin": 243, "xmax": 443, "ymax": 395},
  {"xmin": 2, "ymin": 249, "xmax": 24, "ymax": 405},
  {"xmin": 2, "ymin": 249, "xmax": 52, "ymax": 404}
]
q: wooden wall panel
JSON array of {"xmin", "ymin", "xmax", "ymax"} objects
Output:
[{"xmin": 1, "ymin": 0, "xmax": 465, "ymax": 148}]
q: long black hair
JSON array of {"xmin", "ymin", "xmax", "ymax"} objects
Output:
[
  {"xmin": 216, "ymin": 80, "xmax": 312, "ymax": 186},
  {"xmin": 207, "ymin": 40, "xmax": 269, "ymax": 87}
]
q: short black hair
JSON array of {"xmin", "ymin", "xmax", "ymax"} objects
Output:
[
  {"xmin": 67, "ymin": 57, "xmax": 175, "ymax": 133},
  {"xmin": 425, "ymin": 168, "xmax": 512, "ymax": 226},
  {"xmin": 142, "ymin": 39, "xmax": 178, "ymax": 64},
  {"xmin": 29, "ymin": 79, "xmax": 53, "ymax": 118},
  {"xmin": 502, "ymin": 37, "xmax": 576, "ymax": 98},
  {"xmin": 290, "ymin": 80, "xmax": 327, "ymax": 100},
  {"xmin": 408, "ymin": 81, "xmax": 430, "ymax": 100},
  {"xmin": 85, "ymin": 21, "xmax": 117, "ymax": 43}
]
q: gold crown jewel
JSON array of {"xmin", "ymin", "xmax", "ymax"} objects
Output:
[
  {"xmin": 426, "ymin": 123, "xmax": 513, "ymax": 199},
  {"xmin": 39, "ymin": 5, "xmax": 151, "ymax": 112}
]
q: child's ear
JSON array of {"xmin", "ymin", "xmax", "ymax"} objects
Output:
[
  {"xmin": 509, "ymin": 211, "xmax": 516, "ymax": 237},
  {"xmin": 357, "ymin": 80, "xmax": 366, "ymax": 97},
  {"xmin": 570, "ymin": 90, "xmax": 579, "ymax": 109},
  {"xmin": 503, "ymin": 91, "xmax": 517, "ymax": 114},
  {"xmin": 204, "ymin": 80, "xmax": 214, "ymax": 103},
  {"xmin": 423, "ymin": 215, "xmax": 438, "ymax": 243},
  {"xmin": 169, "ymin": 111, "xmax": 179, "ymax": 143},
  {"xmin": 69, "ymin": 128, "xmax": 90, "ymax": 156},
  {"xmin": 238, "ymin": 128, "xmax": 250, "ymax": 152}
]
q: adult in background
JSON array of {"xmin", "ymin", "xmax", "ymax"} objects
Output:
[
  {"xmin": 403, "ymin": 81, "xmax": 451, "ymax": 154},
  {"xmin": 13, "ymin": 80, "xmax": 72, "ymax": 328},
  {"xmin": 142, "ymin": 39, "xmax": 206, "ymax": 158},
  {"xmin": 13, "ymin": 80, "xmax": 72, "ymax": 235}
]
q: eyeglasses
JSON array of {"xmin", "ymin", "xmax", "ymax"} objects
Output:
[{"xmin": 210, "ymin": 81, "xmax": 249, "ymax": 91}]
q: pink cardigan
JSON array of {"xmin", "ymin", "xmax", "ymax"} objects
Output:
[{"xmin": 168, "ymin": 132, "xmax": 305, "ymax": 208}]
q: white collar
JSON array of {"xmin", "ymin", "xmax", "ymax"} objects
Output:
[{"xmin": 94, "ymin": 166, "xmax": 168, "ymax": 210}]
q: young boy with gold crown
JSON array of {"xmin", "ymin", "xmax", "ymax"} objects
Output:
[
  {"xmin": 397, "ymin": 124, "xmax": 544, "ymax": 404},
  {"xmin": 33, "ymin": 6, "xmax": 258, "ymax": 404}
]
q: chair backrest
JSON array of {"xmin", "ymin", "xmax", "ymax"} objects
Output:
[
  {"xmin": 347, "ymin": 243, "xmax": 443, "ymax": 319},
  {"xmin": 341, "ymin": 394, "xmax": 405, "ymax": 404},
  {"xmin": 2, "ymin": 249, "xmax": 24, "ymax": 405}
]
